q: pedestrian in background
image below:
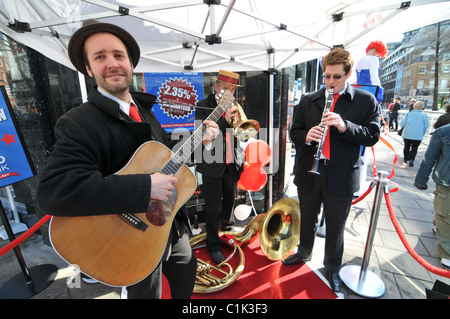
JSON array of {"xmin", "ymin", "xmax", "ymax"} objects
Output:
[
  {"xmin": 434, "ymin": 102, "xmax": 450, "ymax": 129},
  {"xmin": 389, "ymin": 97, "xmax": 401, "ymax": 131},
  {"xmin": 408, "ymin": 98, "xmax": 417, "ymax": 112},
  {"xmin": 400, "ymin": 101, "xmax": 429, "ymax": 167},
  {"xmin": 414, "ymin": 124, "xmax": 450, "ymax": 270}
]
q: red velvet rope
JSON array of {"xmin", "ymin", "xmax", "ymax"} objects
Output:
[
  {"xmin": 384, "ymin": 193, "xmax": 450, "ymax": 278},
  {"xmin": 0, "ymin": 214, "xmax": 51, "ymax": 257},
  {"xmin": 351, "ymin": 182, "xmax": 374, "ymax": 205},
  {"xmin": 350, "ymin": 137, "xmax": 449, "ymax": 278},
  {"xmin": 352, "ymin": 135, "xmax": 399, "ymax": 205}
]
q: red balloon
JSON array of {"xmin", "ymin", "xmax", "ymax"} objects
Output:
[
  {"xmin": 237, "ymin": 165, "xmax": 267, "ymax": 192},
  {"xmin": 245, "ymin": 140, "xmax": 271, "ymax": 167}
]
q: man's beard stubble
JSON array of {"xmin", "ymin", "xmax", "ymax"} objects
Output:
[{"xmin": 93, "ymin": 70, "xmax": 132, "ymax": 95}]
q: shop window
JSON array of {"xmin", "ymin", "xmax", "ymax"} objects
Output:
[{"xmin": 0, "ymin": 32, "xmax": 81, "ymax": 231}]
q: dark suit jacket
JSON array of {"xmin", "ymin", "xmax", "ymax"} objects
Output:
[
  {"xmin": 195, "ymin": 93, "xmax": 242, "ymax": 180},
  {"xmin": 290, "ymin": 85, "xmax": 380, "ymax": 195}
]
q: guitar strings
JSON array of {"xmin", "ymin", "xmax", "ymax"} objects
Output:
[{"xmin": 161, "ymin": 92, "xmax": 234, "ymax": 176}]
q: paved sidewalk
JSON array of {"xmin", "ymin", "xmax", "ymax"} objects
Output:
[{"xmin": 1, "ymin": 112, "xmax": 449, "ymax": 299}]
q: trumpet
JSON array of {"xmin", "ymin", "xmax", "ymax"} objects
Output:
[
  {"xmin": 229, "ymin": 101, "xmax": 260, "ymax": 141},
  {"xmin": 308, "ymin": 87, "xmax": 334, "ymax": 175}
]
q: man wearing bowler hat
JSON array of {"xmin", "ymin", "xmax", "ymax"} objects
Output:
[
  {"xmin": 36, "ymin": 19, "xmax": 211, "ymax": 298},
  {"xmin": 195, "ymin": 70, "xmax": 244, "ymax": 264}
]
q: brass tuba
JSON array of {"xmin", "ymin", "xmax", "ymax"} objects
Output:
[
  {"xmin": 190, "ymin": 233, "xmax": 245, "ymax": 293},
  {"xmin": 229, "ymin": 101, "xmax": 260, "ymax": 141},
  {"xmin": 190, "ymin": 198, "xmax": 300, "ymax": 293}
]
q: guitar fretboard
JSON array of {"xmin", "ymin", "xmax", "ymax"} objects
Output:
[{"xmin": 161, "ymin": 92, "xmax": 234, "ymax": 175}]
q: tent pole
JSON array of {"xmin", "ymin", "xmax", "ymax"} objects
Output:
[
  {"xmin": 216, "ymin": 0, "xmax": 236, "ymax": 36},
  {"xmin": 77, "ymin": 72, "xmax": 88, "ymax": 103},
  {"xmin": 268, "ymin": 52, "xmax": 275, "ymax": 208}
]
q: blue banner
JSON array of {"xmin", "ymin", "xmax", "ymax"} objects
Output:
[
  {"xmin": 353, "ymin": 84, "xmax": 379, "ymax": 99},
  {"xmin": 0, "ymin": 86, "xmax": 35, "ymax": 188},
  {"xmin": 144, "ymin": 72, "xmax": 204, "ymax": 133}
]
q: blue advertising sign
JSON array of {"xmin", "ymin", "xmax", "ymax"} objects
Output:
[
  {"xmin": 353, "ymin": 84, "xmax": 379, "ymax": 99},
  {"xmin": 144, "ymin": 72, "xmax": 204, "ymax": 133},
  {"xmin": 0, "ymin": 86, "xmax": 35, "ymax": 188}
]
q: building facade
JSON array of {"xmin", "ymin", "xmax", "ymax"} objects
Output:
[{"xmin": 380, "ymin": 20, "xmax": 450, "ymax": 109}]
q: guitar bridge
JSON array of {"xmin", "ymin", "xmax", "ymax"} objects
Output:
[{"xmin": 119, "ymin": 213, "xmax": 148, "ymax": 232}]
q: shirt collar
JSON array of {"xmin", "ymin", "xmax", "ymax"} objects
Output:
[
  {"xmin": 97, "ymin": 87, "xmax": 136, "ymax": 115},
  {"xmin": 325, "ymin": 82, "xmax": 348, "ymax": 98}
]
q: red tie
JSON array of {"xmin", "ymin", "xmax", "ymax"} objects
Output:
[
  {"xmin": 223, "ymin": 111, "xmax": 232, "ymax": 164},
  {"xmin": 129, "ymin": 103, "xmax": 142, "ymax": 122},
  {"xmin": 321, "ymin": 93, "xmax": 339, "ymax": 159},
  {"xmin": 226, "ymin": 132, "xmax": 232, "ymax": 164}
]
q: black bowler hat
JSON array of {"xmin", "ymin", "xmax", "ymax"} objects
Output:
[{"xmin": 68, "ymin": 19, "xmax": 140, "ymax": 75}]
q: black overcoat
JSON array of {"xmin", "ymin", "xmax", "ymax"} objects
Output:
[
  {"xmin": 290, "ymin": 85, "xmax": 380, "ymax": 195},
  {"xmin": 37, "ymin": 89, "xmax": 187, "ymax": 220},
  {"xmin": 195, "ymin": 93, "xmax": 242, "ymax": 180}
]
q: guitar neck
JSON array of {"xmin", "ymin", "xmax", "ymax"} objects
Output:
[{"xmin": 161, "ymin": 94, "xmax": 233, "ymax": 175}]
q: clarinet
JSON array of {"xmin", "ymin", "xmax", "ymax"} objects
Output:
[{"xmin": 308, "ymin": 87, "xmax": 334, "ymax": 175}]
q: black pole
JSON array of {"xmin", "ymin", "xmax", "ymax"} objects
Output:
[
  {"xmin": 0, "ymin": 202, "xmax": 32, "ymax": 283},
  {"xmin": 0, "ymin": 200, "xmax": 57, "ymax": 299}
]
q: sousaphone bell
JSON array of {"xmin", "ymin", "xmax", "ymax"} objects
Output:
[{"xmin": 190, "ymin": 198, "xmax": 301, "ymax": 293}]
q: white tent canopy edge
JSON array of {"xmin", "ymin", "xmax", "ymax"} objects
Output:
[{"xmin": 0, "ymin": 0, "xmax": 449, "ymax": 73}]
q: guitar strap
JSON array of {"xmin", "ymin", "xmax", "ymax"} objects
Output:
[{"xmin": 172, "ymin": 213, "xmax": 185, "ymax": 238}]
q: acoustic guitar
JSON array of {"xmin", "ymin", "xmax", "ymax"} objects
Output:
[{"xmin": 49, "ymin": 90, "xmax": 235, "ymax": 287}]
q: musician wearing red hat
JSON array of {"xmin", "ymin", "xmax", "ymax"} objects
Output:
[{"xmin": 195, "ymin": 70, "xmax": 243, "ymax": 264}]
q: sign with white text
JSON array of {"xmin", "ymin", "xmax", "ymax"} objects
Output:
[
  {"xmin": 0, "ymin": 86, "xmax": 35, "ymax": 187},
  {"xmin": 144, "ymin": 72, "xmax": 204, "ymax": 133}
]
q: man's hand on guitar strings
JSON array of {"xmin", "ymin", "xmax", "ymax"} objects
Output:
[
  {"xmin": 150, "ymin": 172, "xmax": 178, "ymax": 201},
  {"xmin": 202, "ymin": 120, "xmax": 220, "ymax": 145}
]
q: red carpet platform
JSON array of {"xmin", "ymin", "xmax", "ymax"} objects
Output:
[{"xmin": 163, "ymin": 237, "xmax": 337, "ymax": 299}]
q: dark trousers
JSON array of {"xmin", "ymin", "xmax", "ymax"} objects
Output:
[
  {"xmin": 389, "ymin": 112, "xmax": 398, "ymax": 129},
  {"xmin": 200, "ymin": 166, "xmax": 236, "ymax": 253},
  {"xmin": 403, "ymin": 138, "xmax": 422, "ymax": 163},
  {"xmin": 297, "ymin": 162, "xmax": 353, "ymax": 273},
  {"xmin": 126, "ymin": 225, "xmax": 197, "ymax": 299}
]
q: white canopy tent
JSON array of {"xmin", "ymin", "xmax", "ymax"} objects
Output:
[
  {"xmin": 0, "ymin": 0, "xmax": 449, "ymax": 73},
  {"xmin": 1, "ymin": 0, "xmax": 449, "ymax": 204}
]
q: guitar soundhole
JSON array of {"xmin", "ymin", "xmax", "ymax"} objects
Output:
[{"xmin": 146, "ymin": 188, "xmax": 177, "ymax": 226}]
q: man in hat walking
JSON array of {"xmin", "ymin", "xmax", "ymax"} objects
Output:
[
  {"xmin": 195, "ymin": 70, "xmax": 243, "ymax": 264},
  {"xmin": 36, "ymin": 19, "xmax": 209, "ymax": 298}
]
